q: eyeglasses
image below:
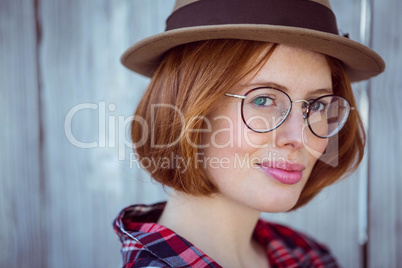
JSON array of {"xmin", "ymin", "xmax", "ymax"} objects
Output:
[{"xmin": 225, "ymin": 87, "xmax": 353, "ymax": 138}]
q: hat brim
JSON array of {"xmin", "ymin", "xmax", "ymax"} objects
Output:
[{"xmin": 121, "ymin": 24, "xmax": 385, "ymax": 82}]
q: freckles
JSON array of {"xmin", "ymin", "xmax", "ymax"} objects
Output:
[
  {"xmin": 211, "ymin": 127, "xmax": 234, "ymax": 148},
  {"xmin": 242, "ymin": 130, "xmax": 273, "ymax": 149},
  {"xmin": 302, "ymin": 132, "xmax": 329, "ymax": 160}
]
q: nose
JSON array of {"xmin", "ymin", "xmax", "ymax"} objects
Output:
[
  {"xmin": 274, "ymin": 102, "xmax": 307, "ymax": 150},
  {"xmin": 291, "ymin": 99, "xmax": 309, "ymax": 119}
]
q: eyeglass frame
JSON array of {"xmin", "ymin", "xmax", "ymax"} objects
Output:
[{"xmin": 225, "ymin": 87, "xmax": 355, "ymax": 138}]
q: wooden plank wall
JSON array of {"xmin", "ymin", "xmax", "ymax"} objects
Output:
[
  {"xmin": 369, "ymin": 0, "xmax": 402, "ymax": 267},
  {"xmin": 0, "ymin": 0, "xmax": 45, "ymax": 267},
  {"xmin": 1, "ymin": 0, "xmax": 400, "ymax": 267},
  {"xmin": 38, "ymin": 1, "xmax": 171, "ymax": 267}
]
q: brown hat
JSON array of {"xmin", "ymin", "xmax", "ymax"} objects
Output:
[{"xmin": 121, "ymin": 0, "xmax": 385, "ymax": 82}]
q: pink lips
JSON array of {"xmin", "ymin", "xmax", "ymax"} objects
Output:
[{"xmin": 258, "ymin": 161, "xmax": 305, "ymax": 185}]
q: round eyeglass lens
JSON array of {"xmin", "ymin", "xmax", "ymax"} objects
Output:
[
  {"xmin": 242, "ymin": 88, "xmax": 291, "ymax": 132},
  {"xmin": 307, "ymin": 95, "xmax": 351, "ymax": 138}
]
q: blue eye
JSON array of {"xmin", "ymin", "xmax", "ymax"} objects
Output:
[
  {"xmin": 253, "ymin": 96, "xmax": 274, "ymax": 107},
  {"xmin": 310, "ymin": 101, "xmax": 327, "ymax": 112}
]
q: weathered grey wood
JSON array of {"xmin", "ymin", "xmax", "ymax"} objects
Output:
[
  {"xmin": 368, "ymin": 0, "xmax": 402, "ymax": 267},
  {"xmin": 3, "ymin": 0, "xmax": 398, "ymax": 267},
  {"xmin": 38, "ymin": 0, "xmax": 171, "ymax": 267},
  {"xmin": 262, "ymin": 1, "xmax": 365, "ymax": 267},
  {"xmin": 0, "ymin": 0, "xmax": 44, "ymax": 267}
]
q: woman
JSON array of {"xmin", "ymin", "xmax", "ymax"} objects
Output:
[{"xmin": 113, "ymin": 0, "xmax": 385, "ymax": 267}]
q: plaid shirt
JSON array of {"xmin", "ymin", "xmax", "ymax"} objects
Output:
[{"xmin": 113, "ymin": 202, "xmax": 339, "ymax": 268}]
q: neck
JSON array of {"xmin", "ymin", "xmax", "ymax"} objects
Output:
[{"xmin": 157, "ymin": 192, "xmax": 264, "ymax": 267}]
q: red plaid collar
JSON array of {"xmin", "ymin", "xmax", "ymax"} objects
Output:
[{"xmin": 113, "ymin": 202, "xmax": 339, "ymax": 268}]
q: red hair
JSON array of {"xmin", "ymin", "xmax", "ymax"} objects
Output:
[{"xmin": 131, "ymin": 39, "xmax": 365, "ymax": 210}]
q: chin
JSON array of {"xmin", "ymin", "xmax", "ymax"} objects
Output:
[
  {"xmin": 255, "ymin": 195, "xmax": 300, "ymax": 213},
  {"xmin": 223, "ymin": 187, "xmax": 302, "ymax": 214},
  {"xmin": 250, "ymin": 180, "xmax": 306, "ymax": 213}
]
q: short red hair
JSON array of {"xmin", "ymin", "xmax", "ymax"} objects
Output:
[{"xmin": 131, "ymin": 39, "xmax": 365, "ymax": 210}]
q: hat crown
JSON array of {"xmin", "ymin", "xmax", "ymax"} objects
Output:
[
  {"xmin": 121, "ymin": 0, "xmax": 385, "ymax": 81},
  {"xmin": 173, "ymin": 0, "xmax": 332, "ymax": 12},
  {"xmin": 166, "ymin": 0, "xmax": 339, "ymax": 35},
  {"xmin": 173, "ymin": 0, "xmax": 197, "ymax": 12}
]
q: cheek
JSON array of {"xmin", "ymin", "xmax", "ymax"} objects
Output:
[
  {"xmin": 314, "ymin": 136, "xmax": 341, "ymax": 167},
  {"xmin": 302, "ymin": 129, "xmax": 329, "ymax": 160},
  {"xmin": 203, "ymin": 106, "xmax": 246, "ymax": 149},
  {"xmin": 203, "ymin": 116, "xmax": 249, "ymax": 160},
  {"xmin": 206, "ymin": 119, "xmax": 274, "ymax": 157},
  {"xmin": 201, "ymin": 109, "xmax": 258, "ymax": 173},
  {"xmin": 204, "ymin": 102, "xmax": 277, "ymax": 151},
  {"xmin": 301, "ymin": 134, "xmax": 328, "ymax": 178}
]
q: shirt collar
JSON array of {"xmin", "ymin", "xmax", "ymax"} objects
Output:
[{"xmin": 113, "ymin": 202, "xmax": 337, "ymax": 267}]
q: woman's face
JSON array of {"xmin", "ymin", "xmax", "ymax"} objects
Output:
[{"xmin": 201, "ymin": 44, "xmax": 332, "ymax": 212}]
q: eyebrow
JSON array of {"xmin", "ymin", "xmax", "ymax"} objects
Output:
[{"xmin": 240, "ymin": 81, "xmax": 333, "ymax": 95}]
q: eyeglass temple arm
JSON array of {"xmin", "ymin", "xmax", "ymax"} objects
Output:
[{"xmin": 225, "ymin": 93, "xmax": 246, "ymax": 99}]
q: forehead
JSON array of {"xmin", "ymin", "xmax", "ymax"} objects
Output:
[{"xmin": 241, "ymin": 44, "xmax": 332, "ymax": 95}]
